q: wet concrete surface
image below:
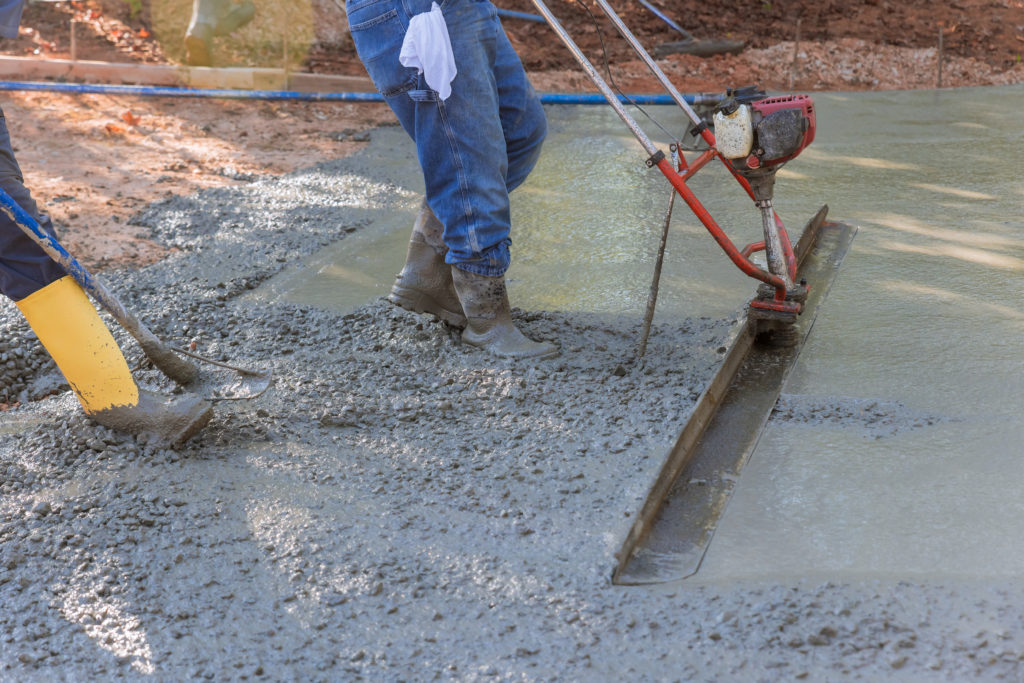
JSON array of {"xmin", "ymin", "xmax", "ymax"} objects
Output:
[
  {"xmin": 1, "ymin": 87, "xmax": 1023, "ymax": 681},
  {"xmin": 254, "ymin": 104, "xmax": 787, "ymax": 321},
  {"xmin": 698, "ymin": 84, "xmax": 1024, "ymax": 581},
  {"xmin": 617, "ymin": 220, "xmax": 859, "ymax": 586}
]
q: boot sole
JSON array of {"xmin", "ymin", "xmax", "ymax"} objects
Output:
[
  {"xmin": 170, "ymin": 402, "xmax": 214, "ymax": 448},
  {"xmin": 461, "ymin": 334, "xmax": 560, "ymax": 360},
  {"xmin": 388, "ymin": 287, "xmax": 466, "ymax": 329}
]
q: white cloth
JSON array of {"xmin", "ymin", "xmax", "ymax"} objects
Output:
[{"xmin": 399, "ymin": 2, "xmax": 457, "ymax": 101}]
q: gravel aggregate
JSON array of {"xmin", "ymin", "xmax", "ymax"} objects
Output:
[{"xmin": 2, "ymin": 126, "xmax": 1022, "ymax": 681}]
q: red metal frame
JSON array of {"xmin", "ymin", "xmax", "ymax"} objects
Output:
[
  {"xmin": 524, "ymin": 0, "xmax": 809, "ymax": 316},
  {"xmin": 654, "ymin": 126, "xmax": 801, "ymax": 313}
]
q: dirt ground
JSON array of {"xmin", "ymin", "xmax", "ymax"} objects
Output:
[{"xmin": 2, "ymin": 0, "xmax": 1024, "ymax": 270}]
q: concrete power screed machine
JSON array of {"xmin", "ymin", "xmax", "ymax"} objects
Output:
[
  {"xmin": 529, "ymin": 0, "xmax": 828, "ymax": 348},
  {"xmin": 526, "ymin": 1, "xmax": 859, "ymax": 582}
]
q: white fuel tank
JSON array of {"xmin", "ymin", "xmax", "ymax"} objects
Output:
[{"xmin": 713, "ymin": 104, "xmax": 754, "ymax": 159}]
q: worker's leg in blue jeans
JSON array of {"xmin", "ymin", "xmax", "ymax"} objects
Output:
[
  {"xmin": 348, "ymin": 0, "xmax": 556, "ymax": 358},
  {"xmin": 0, "ymin": 108, "xmax": 67, "ymax": 302}
]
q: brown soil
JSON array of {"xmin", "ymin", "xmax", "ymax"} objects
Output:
[{"xmin": 3, "ymin": 0, "xmax": 1023, "ymax": 269}]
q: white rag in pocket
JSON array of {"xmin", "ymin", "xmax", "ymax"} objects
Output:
[{"xmin": 399, "ymin": 2, "xmax": 457, "ymax": 101}]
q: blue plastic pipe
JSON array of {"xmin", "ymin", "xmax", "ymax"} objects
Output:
[
  {"xmin": 0, "ymin": 79, "xmax": 697, "ymax": 105},
  {"xmin": 0, "ymin": 80, "xmax": 384, "ymax": 102},
  {"xmin": 539, "ymin": 92, "xmax": 683, "ymax": 105},
  {"xmin": 633, "ymin": 0, "xmax": 693, "ymax": 40},
  {"xmin": 495, "ymin": 8, "xmax": 546, "ymax": 23}
]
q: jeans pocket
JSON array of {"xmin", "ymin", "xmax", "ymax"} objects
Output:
[
  {"xmin": 346, "ymin": 0, "xmax": 388, "ymax": 12},
  {"xmin": 348, "ymin": 0, "xmax": 418, "ymax": 97}
]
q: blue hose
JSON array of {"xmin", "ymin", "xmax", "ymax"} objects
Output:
[
  {"xmin": 633, "ymin": 0, "xmax": 693, "ymax": 40},
  {"xmin": 495, "ymin": 8, "xmax": 546, "ymax": 23},
  {"xmin": 0, "ymin": 79, "xmax": 699, "ymax": 105},
  {"xmin": 539, "ymin": 92, "xmax": 686, "ymax": 105}
]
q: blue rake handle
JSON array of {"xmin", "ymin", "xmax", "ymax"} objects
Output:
[{"xmin": 0, "ymin": 186, "xmax": 199, "ymax": 386}]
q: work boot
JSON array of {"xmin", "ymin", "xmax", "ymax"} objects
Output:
[
  {"xmin": 213, "ymin": 0, "xmax": 256, "ymax": 36},
  {"xmin": 184, "ymin": 21, "xmax": 213, "ymax": 66},
  {"xmin": 387, "ymin": 201, "xmax": 467, "ymax": 328},
  {"xmin": 16, "ymin": 276, "xmax": 212, "ymax": 447},
  {"xmin": 184, "ymin": 0, "xmax": 256, "ymax": 66},
  {"xmin": 451, "ymin": 267, "xmax": 558, "ymax": 359},
  {"xmin": 92, "ymin": 389, "xmax": 213, "ymax": 448}
]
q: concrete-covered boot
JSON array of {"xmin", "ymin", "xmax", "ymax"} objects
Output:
[
  {"xmin": 451, "ymin": 267, "xmax": 558, "ymax": 359},
  {"xmin": 213, "ymin": 0, "xmax": 256, "ymax": 36},
  {"xmin": 96, "ymin": 388, "xmax": 213, "ymax": 448},
  {"xmin": 16, "ymin": 276, "xmax": 213, "ymax": 447},
  {"xmin": 184, "ymin": 21, "xmax": 214, "ymax": 66},
  {"xmin": 387, "ymin": 201, "xmax": 466, "ymax": 328},
  {"xmin": 184, "ymin": 0, "xmax": 255, "ymax": 66}
]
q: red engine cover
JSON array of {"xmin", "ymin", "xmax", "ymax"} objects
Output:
[{"xmin": 749, "ymin": 94, "xmax": 816, "ymax": 166}]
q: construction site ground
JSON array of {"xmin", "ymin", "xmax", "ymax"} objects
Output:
[
  {"xmin": 3, "ymin": 0, "xmax": 1024, "ymax": 269},
  {"xmin": 2, "ymin": 1, "xmax": 1024, "ymax": 681}
]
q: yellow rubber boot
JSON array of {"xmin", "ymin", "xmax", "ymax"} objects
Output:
[{"xmin": 16, "ymin": 276, "xmax": 212, "ymax": 446}]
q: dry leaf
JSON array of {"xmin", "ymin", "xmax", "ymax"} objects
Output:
[
  {"xmin": 104, "ymin": 123, "xmax": 125, "ymax": 135},
  {"xmin": 121, "ymin": 110, "xmax": 140, "ymax": 126}
]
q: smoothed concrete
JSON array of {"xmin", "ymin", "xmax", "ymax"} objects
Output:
[
  {"xmin": 701, "ymin": 84, "xmax": 1024, "ymax": 581},
  {"xmin": 0, "ymin": 87, "xmax": 1023, "ymax": 681}
]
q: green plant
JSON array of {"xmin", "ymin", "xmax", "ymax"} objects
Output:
[{"xmin": 127, "ymin": 0, "xmax": 142, "ymax": 17}]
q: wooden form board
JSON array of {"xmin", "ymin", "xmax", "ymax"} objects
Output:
[{"xmin": 0, "ymin": 56, "xmax": 375, "ymax": 93}]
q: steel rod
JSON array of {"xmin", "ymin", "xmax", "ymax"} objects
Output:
[
  {"xmin": 590, "ymin": 0, "xmax": 703, "ymax": 126},
  {"xmin": 638, "ymin": 188, "xmax": 675, "ymax": 359},
  {"xmin": 527, "ymin": 0, "xmax": 661, "ymax": 158}
]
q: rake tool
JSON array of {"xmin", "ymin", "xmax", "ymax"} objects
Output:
[{"xmin": 0, "ymin": 187, "xmax": 271, "ymax": 401}]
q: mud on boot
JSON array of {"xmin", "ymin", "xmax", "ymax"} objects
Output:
[
  {"xmin": 387, "ymin": 201, "xmax": 466, "ymax": 328},
  {"xmin": 90, "ymin": 389, "xmax": 213, "ymax": 448},
  {"xmin": 451, "ymin": 267, "xmax": 558, "ymax": 359},
  {"xmin": 184, "ymin": 22, "xmax": 214, "ymax": 66},
  {"xmin": 185, "ymin": 0, "xmax": 256, "ymax": 66},
  {"xmin": 16, "ymin": 276, "xmax": 213, "ymax": 448}
]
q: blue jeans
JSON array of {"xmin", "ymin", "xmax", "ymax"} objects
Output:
[
  {"xmin": 0, "ymin": 107, "xmax": 66, "ymax": 302},
  {"xmin": 347, "ymin": 0, "xmax": 546, "ymax": 276}
]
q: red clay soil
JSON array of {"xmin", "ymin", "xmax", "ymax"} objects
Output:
[
  {"xmin": 6, "ymin": 0, "xmax": 1024, "ymax": 92},
  {"xmin": 503, "ymin": 0, "xmax": 1024, "ymax": 72}
]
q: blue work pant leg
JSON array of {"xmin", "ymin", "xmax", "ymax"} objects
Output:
[
  {"xmin": 0, "ymin": 108, "xmax": 66, "ymax": 302},
  {"xmin": 496, "ymin": 25, "xmax": 546, "ymax": 195},
  {"xmin": 347, "ymin": 0, "xmax": 545, "ymax": 277}
]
